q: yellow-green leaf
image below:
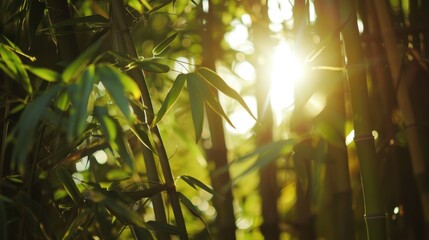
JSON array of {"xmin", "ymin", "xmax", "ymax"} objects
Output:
[
  {"xmin": 152, "ymin": 32, "xmax": 178, "ymax": 56},
  {"xmin": 152, "ymin": 73, "xmax": 186, "ymax": 127},
  {"xmin": 186, "ymin": 73, "xmax": 205, "ymax": 142}
]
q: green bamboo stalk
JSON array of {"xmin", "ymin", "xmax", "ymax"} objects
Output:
[
  {"xmin": 110, "ymin": 1, "xmax": 188, "ymax": 239},
  {"xmin": 201, "ymin": 1, "xmax": 237, "ymax": 238},
  {"xmin": 340, "ymin": 0, "xmax": 387, "ymax": 239},
  {"xmin": 314, "ymin": 1, "xmax": 355, "ymax": 239}
]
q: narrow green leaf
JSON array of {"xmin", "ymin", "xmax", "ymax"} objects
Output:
[
  {"xmin": 186, "ymin": 73, "xmax": 205, "ymax": 142},
  {"xmin": 62, "ymin": 209, "xmax": 93, "ymax": 240},
  {"xmin": 94, "ymin": 107, "xmax": 134, "ymax": 171},
  {"xmin": 197, "ymin": 67, "xmax": 257, "ymax": 121},
  {"xmin": 11, "ymin": 84, "xmax": 63, "ymax": 174},
  {"xmin": 0, "ymin": 200, "xmax": 7, "ymax": 240},
  {"xmin": 195, "ymin": 74, "xmax": 235, "ymax": 128},
  {"xmin": 129, "ymin": 125, "xmax": 157, "ymax": 153},
  {"xmin": 135, "ymin": 60, "xmax": 170, "ymax": 73},
  {"xmin": 232, "ymin": 140, "xmax": 296, "ymax": 181},
  {"xmin": 56, "ymin": 166, "xmax": 82, "ymax": 204},
  {"xmin": 26, "ymin": 65, "xmax": 60, "ymax": 82},
  {"xmin": 68, "ymin": 65, "xmax": 95, "ymax": 139},
  {"xmin": 97, "ymin": 64, "xmax": 141, "ymax": 119},
  {"xmin": 146, "ymin": 221, "xmax": 182, "ymax": 235},
  {"xmin": 0, "ymin": 44, "xmax": 32, "ymax": 93},
  {"xmin": 177, "ymin": 192, "xmax": 200, "ymax": 217},
  {"xmin": 179, "ymin": 175, "xmax": 217, "ymax": 196},
  {"xmin": 120, "ymin": 184, "xmax": 166, "ymax": 201},
  {"xmin": 152, "ymin": 32, "xmax": 178, "ymax": 56},
  {"xmin": 152, "ymin": 73, "xmax": 186, "ymax": 127},
  {"xmin": 91, "ymin": 189, "xmax": 145, "ymax": 227},
  {"xmin": 50, "ymin": 14, "xmax": 109, "ymax": 29},
  {"xmin": 147, "ymin": 0, "xmax": 174, "ymax": 14},
  {"xmin": 62, "ymin": 36, "xmax": 104, "ymax": 82}
]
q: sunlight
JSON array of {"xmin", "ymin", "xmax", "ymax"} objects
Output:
[
  {"xmin": 225, "ymin": 96, "xmax": 257, "ymax": 135},
  {"xmin": 269, "ymin": 41, "xmax": 304, "ymax": 122}
]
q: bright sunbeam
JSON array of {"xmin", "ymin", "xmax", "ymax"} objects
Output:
[{"xmin": 270, "ymin": 42, "xmax": 304, "ymax": 122}]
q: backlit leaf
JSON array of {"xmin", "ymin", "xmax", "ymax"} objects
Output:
[
  {"xmin": 152, "ymin": 73, "xmax": 186, "ymax": 127},
  {"xmin": 62, "ymin": 36, "xmax": 104, "ymax": 82},
  {"xmin": 152, "ymin": 32, "xmax": 178, "ymax": 56},
  {"xmin": 97, "ymin": 64, "xmax": 141, "ymax": 119},
  {"xmin": 94, "ymin": 107, "xmax": 134, "ymax": 171},
  {"xmin": 177, "ymin": 192, "xmax": 200, "ymax": 217},
  {"xmin": 198, "ymin": 67, "xmax": 257, "ymax": 121},
  {"xmin": 90, "ymin": 189, "xmax": 145, "ymax": 227},
  {"xmin": 62, "ymin": 209, "xmax": 93, "ymax": 240},
  {"xmin": 134, "ymin": 60, "xmax": 170, "ymax": 73},
  {"xmin": 179, "ymin": 175, "xmax": 217, "ymax": 196},
  {"xmin": 56, "ymin": 166, "xmax": 82, "ymax": 204},
  {"xmin": 194, "ymin": 74, "xmax": 235, "ymax": 128},
  {"xmin": 26, "ymin": 65, "xmax": 59, "ymax": 82},
  {"xmin": 186, "ymin": 73, "xmax": 205, "ymax": 142},
  {"xmin": 0, "ymin": 44, "xmax": 32, "ymax": 93}
]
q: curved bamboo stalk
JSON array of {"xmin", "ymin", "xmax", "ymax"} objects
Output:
[
  {"xmin": 110, "ymin": 1, "xmax": 188, "ymax": 239},
  {"xmin": 340, "ymin": 0, "xmax": 387, "ymax": 239}
]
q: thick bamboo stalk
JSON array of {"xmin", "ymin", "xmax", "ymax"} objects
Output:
[
  {"xmin": 314, "ymin": 1, "xmax": 355, "ymax": 239},
  {"xmin": 110, "ymin": 1, "xmax": 188, "ymax": 239},
  {"xmin": 201, "ymin": 1, "xmax": 237, "ymax": 238},
  {"xmin": 252, "ymin": 5, "xmax": 280, "ymax": 239},
  {"xmin": 340, "ymin": 0, "xmax": 388, "ymax": 239}
]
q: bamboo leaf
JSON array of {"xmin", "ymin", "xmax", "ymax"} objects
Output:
[
  {"xmin": 197, "ymin": 67, "xmax": 257, "ymax": 121},
  {"xmin": 94, "ymin": 107, "xmax": 134, "ymax": 171},
  {"xmin": 120, "ymin": 184, "xmax": 166, "ymax": 201},
  {"xmin": 146, "ymin": 221, "xmax": 182, "ymax": 235},
  {"xmin": 129, "ymin": 126, "xmax": 157, "ymax": 153},
  {"xmin": 50, "ymin": 14, "xmax": 109, "ymax": 29},
  {"xmin": 179, "ymin": 175, "xmax": 216, "ymax": 196},
  {"xmin": 0, "ymin": 44, "xmax": 32, "ymax": 93},
  {"xmin": 26, "ymin": 65, "xmax": 60, "ymax": 82},
  {"xmin": 62, "ymin": 209, "xmax": 93, "ymax": 240},
  {"xmin": 135, "ymin": 60, "xmax": 170, "ymax": 73},
  {"xmin": 195, "ymin": 74, "xmax": 235, "ymax": 128},
  {"xmin": 177, "ymin": 192, "xmax": 200, "ymax": 217},
  {"xmin": 232, "ymin": 140, "xmax": 296, "ymax": 181},
  {"xmin": 68, "ymin": 65, "xmax": 95, "ymax": 140},
  {"xmin": 62, "ymin": 36, "xmax": 104, "ymax": 82},
  {"xmin": 97, "ymin": 64, "xmax": 141, "ymax": 119},
  {"xmin": 152, "ymin": 73, "xmax": 186, "ymax": 127},
  {"xmin": 11, "ymin": 84, "xmax": 63, "ymax": 174},
  {"xmin": 90, "ymin": 189, "xmax": 145, "ymax": 227},
  {"xmin": 56, "ymin": 166, "xmax": 82, "ymax": 204},
  {"xmin": 152, "ymin": 32, "xmax": 178, "ymax": 56},
  {"xmin": 186, "ymin": 73, "xmax": 205, "ymax": 142}
]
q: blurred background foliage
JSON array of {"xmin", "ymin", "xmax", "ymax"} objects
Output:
[{"xmin": 1, "ymin": 0, "xmax": 429, "ymax": 239}]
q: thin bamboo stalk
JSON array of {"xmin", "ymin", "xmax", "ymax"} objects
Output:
[
  {"xmin": 201, "ymin": 1, "xmax": 236, "ymax": 238},
  {"xmin": 110, "ymin": 1, "xmax": 188, "ymax": 239},
  {"xmin": 340, "ymin": 0, "xmax": 388, "ymax": 239}
]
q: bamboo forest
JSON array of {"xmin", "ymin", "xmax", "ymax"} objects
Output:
[{"xmin": 1, "ymin": 0, "xmax": 429, "ymax": 239}]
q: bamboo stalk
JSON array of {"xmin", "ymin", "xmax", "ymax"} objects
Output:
[
  {"xmin": 372, "ymin": 0, "xmax": 429, "ymax": 236},
  {"xmin": 340, "ymin": 0, "xmax": 388, "ymax": 239},
  {"xmin": 201, "ymin": 1, "xmax": 237, "ymax": 238},
  {"xmin": 110, "ymin": 1, "xmax": 188, "ymax": 239},
  {"xmin": 313, "ymin": 1, "xmax": 355, "ymax": 239}
]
